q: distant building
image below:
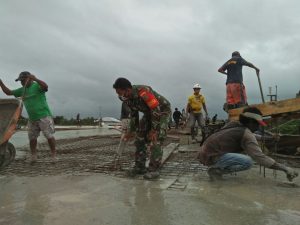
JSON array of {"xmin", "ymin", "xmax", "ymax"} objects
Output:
[{"xmin": 96, "ymin": 117, "xmax": 121, "ymax": 127}]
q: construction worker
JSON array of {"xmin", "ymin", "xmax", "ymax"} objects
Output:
[
  {"xmin": 212, "ymin": 114, "xmax": 218, "ymax": 124},
  {"xmin": 198, "ymin": 107, "xmax": 299, "ymax": 182},
  {"xmin": 0, "ymin": 72, "xmax": 56, "ymax": 163},
  {"xmin": 186, "ymin": 83, "xmax": 208, "ymax": 143},
  {"xmin": 76, "ymin": 113, "xmax": 81, "ymax": 127},
  {"xmin": 172, "ymin": 108, "xmax": 182, "ymax": 129},
  {"xmin": 218, "ymin": 51, "xmax": 260, "ymax": 110},
  {"xmin": 113, "ymin": 77, "xmax": 171, "ymax": 180}
]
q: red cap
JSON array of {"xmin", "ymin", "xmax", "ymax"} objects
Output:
[{"xmin": 241, "ymin": 112, "xmax": 267, "ymax": 126}]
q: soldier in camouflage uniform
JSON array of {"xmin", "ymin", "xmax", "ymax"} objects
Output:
[{"xmin": 113, "ymin": 77, "xmax": 171, "ymax": 180}]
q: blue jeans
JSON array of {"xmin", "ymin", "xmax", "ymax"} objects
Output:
[{"xmin": 211, "ymin": 153, "xmax": 253, "ymax": 174}]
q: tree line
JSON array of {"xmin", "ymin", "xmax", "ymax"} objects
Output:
[{"xmin": 18, "ymin": 116, "xmax": 98, "ymax": 126}]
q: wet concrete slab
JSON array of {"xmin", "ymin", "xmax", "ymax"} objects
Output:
[
  {"xmin": 1, "ymin": 134, "xmax": 300, "ymax": 225},
  {"xmin": 0, "ymin": 166, "xmax": 299, "ymax": 225}
]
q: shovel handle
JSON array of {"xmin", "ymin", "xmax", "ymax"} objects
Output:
[{"xmin": 257, "ymin": 74, "xmax": 265, "ymax": 103}]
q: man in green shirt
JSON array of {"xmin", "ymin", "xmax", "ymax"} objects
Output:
[{"xmin": 0, "ymin": 71, "xmax": 56, "ymax": 163}]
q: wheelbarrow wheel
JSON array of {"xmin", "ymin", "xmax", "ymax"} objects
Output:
[
  {"xmin": 0, "ymin": 142, "xmax": 16, "ymax": 168},
  {"xmin": 0, "ymin": 155, "xmax": 4, "ymax": 167},
  {"xmin": 7, "ymin": 142, "xmax": 16, "ymax": 163}
]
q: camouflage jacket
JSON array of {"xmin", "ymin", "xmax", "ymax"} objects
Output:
[{"xmin": 123, "ymin": 85, "xmax": 171, "ymax": 132}]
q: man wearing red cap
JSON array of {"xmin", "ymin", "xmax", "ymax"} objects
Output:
[{"xmin": 198, "ymin": 107, "xmax": 298, "ymax": 181}]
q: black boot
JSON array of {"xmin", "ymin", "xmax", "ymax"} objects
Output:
[
  {"xmin": 127, "ymin": 166, "xmax": 147, "ymax": 177},
  {"xmin": 143, "ymin": 171, "xmax": 160, "ymax": 180}
]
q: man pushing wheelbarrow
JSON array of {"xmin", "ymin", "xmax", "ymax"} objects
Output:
[{"xmin": 0, "ymin": 71, "xmax": 56, "ymax": 164}]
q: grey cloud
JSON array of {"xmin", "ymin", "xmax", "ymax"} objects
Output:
[{"xmin": 1, "ymin": 0, "xmax": 300, "ymax": 120}]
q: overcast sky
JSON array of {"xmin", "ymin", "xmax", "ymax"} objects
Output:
[{"xmin": 1, "ymin": 0, "xmax": 299, "ymax": 119}]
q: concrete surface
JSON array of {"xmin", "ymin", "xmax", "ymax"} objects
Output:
[
  {"xmin": 1, "ymin": 132, "xmax": 299, "ymax": 225},
  {"xmin": 1, "ymin": 166, "xmax": 299, "ymax": 225}
]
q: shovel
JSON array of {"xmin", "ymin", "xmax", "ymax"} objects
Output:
[
  {"xmin": 256, "ymin": 73, "xmax": 265, "ymax": 103},
  {"xmin": 114, "ymin": 118, "xmax": 130, "ymax": 169}
]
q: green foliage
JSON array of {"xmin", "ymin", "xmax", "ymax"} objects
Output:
[
  {"xmin": 53, "ymin": 116, "xmax": 97, "ymax": 125},
  {"xmin": 278, "ymin": 119, "xmax": 300, "ymax": 135},
  {"xmin": 18, "ymin": 116, "xmax": 98, "ymax": 126}
]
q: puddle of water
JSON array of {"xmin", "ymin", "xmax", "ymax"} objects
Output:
[
  {"xmin": 1, "ymin": 168, "xmax": 300, "ymax": 225},
  {"xmin": 9, "ymin": 127, "xmax": 120, "ymax": 148}
]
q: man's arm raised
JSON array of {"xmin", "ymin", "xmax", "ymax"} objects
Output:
[{"xmin": 0, "ymin": 79, "xmax": 13, "ymax": 95}]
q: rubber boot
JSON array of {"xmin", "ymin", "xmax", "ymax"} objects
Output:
[
  {"xmin": 143, "ymin": 171, "xmax": 160, "ymax": 180},
  {"xmin": 127, "ymin": 166, "xmax": 147, "ymax": 177}
]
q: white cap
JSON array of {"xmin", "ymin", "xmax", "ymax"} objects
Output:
[{"xmin": 193, "ymin": 83, "xmax": 201, "ymax": 89}]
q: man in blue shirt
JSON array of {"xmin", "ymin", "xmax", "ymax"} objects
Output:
[{"xmin": 218, "ymin": 51, "xmax": 260, "ymax": 110}]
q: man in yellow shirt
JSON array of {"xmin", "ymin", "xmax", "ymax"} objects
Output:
[{"xmin": 186, "ymin": 84, "xmax": 208, "ymax": 143}]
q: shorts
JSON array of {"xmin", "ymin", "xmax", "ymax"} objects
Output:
[
  {"xmin": 28, "ymin": 116, "xmax": 55, "ymax": 140},
  {"xmin": 226, "ymin": 83, "xmax": 247, "ymax": 105}
]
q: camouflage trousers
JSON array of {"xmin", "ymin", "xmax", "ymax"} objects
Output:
[{"xmin": 134, "ymin": 114, "xmax": 170, "ymax": 171}]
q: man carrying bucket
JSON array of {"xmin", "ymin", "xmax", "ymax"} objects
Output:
[{"xmin": 0, "ymin": 71, "xmax": 56, "ymax": 163}]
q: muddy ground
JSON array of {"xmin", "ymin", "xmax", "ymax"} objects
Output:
[{"xmin": 0, "ymin": 132, "xmax": 300, "ymax": 225}]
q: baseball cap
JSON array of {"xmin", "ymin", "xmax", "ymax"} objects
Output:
[
  {"xmin": 15, "ymin": 71, "xmax": 30, "ymax": 82},
  {"xmin": 232, "ymin": 51, "xmax": 241, "ymax": 57},
  {"xmin": 241, "ymin": 112, "xmax": 267, "ymax": 126}
]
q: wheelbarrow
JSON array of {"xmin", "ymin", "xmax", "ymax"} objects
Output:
[{"xmin": 0, "ymin": 98, "xmax": 23, "ymax": 168}]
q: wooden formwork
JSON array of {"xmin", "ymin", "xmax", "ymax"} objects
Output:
[{"xmin": 228, "ymin": 97, "xmax": 300, "ymax": 121}]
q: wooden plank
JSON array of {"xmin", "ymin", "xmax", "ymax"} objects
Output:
[
  {"xmin": 179, "ymin": 135, "xmax": 191, "ymax": 145},
  {"xmin": 161, "ymin": 143, "xmax": 179, "ymax": 165},
  {"xmin": 228, "ymin": 98, "xmax": 300, "ymax": 121},
  {"xmin": 177, "ymin": 145, "xmax": 199, "ymax": 152}
]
